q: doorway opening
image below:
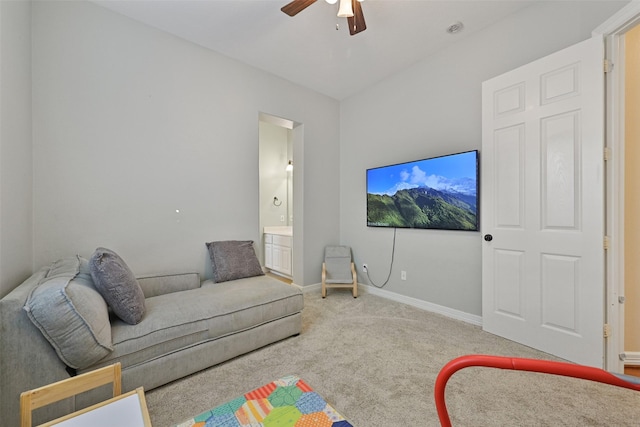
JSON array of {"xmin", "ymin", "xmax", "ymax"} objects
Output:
[
  {"xmin": 596, "ymin": 1, "xmax": 640, "ymax": 373},
  {"xmin": 619, "ymin": 22, "xmax": 640, "ymax": 379},
  {"xmin": 258, "ymin": 112, "xmax": 303, "ymax": 285}
]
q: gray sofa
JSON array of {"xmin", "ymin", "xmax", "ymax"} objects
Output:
[{"xmin": 0, "ymin": 257, "xmax": 303, "ymax": 426}]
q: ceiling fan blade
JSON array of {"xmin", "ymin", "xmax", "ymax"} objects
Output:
[
  {"xmin": 347, "ymin": 0, "xmax": 366, "ymax": 35},
  {"xmin": 281, "ymin": 0, "xmax": 317, "ymax": 17}
]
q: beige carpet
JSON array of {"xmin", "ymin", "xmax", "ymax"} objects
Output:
[{"xmin": 146, "ymin": 290, "xmax": 640, "ymax": 426}]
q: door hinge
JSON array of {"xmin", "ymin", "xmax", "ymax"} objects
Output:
[
  {"xmin": 604, "ymin": 323, "xmax": 611, "ymax": 338},
  {"xmin": 604, "ymin": 59, "xmax": 613, "ymax": 73},
  {"xmin": 604, "ymin": 147, "xmax": 611, "ymax": 161},
  {"xmin": 619, "ymin": 296, "xmax": 626, "ymax": 304},
  {"xmin": 604, "ymin": 236, "xmax": 610, "ymax": 250}
]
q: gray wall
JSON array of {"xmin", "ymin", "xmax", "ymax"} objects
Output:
[
  {"xmin": 339, "ymin": 1, "xmax": 627, "ymax": 316},
  {"xmin": 0, "ymin": 0, "xmax": 627, "ymax": 306},
  {"xmin": 31, "ymin": 0, "xmax": 340, "ymax": 285},
  {"xmin": 0, "ymin": 0, "xmax": 33, "ymax": 298}
]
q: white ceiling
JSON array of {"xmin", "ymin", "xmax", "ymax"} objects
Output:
[{"xmin": 92, "ymin": 0, "xmax": 536, "ymax": 100}]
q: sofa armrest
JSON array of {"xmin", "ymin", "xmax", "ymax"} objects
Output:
[
  {"xmin": 0, "ymin": 268, "xmax": 74, "ymax": 427},
  {"xmin": 136, "ymin": 272, "xmax": 201, "ymax": 298}
]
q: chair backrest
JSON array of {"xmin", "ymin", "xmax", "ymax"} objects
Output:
[
  {"xmin": 20, "ymin": 362, "xmax": 122, "ymax": 427},
  {"xmin": 324, "ymin": 246, "xmax": 353, "ymax": 283}
]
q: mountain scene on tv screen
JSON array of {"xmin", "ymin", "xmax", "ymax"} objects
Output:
[{"xmin": 367, "ymin": 178, "xmax": 477, "ymax": 230}]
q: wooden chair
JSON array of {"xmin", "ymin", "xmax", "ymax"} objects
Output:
[
  {"xmin": 20, "ymin": 363, "xmax": 122, "ymax": 427},
  {"xmin": 321, "ymin": 245, "xmax": 358, "ymax": 298}
]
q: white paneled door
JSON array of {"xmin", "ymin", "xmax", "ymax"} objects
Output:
[{"xmin": 481, "ymin": 36, "xmax": 605, "ymax": 367}]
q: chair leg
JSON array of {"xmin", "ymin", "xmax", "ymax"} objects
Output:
[
  {"xmin": 321, "ymin": 263, "xmax": 327, "ymax": 298},
  {"xmin": 350, "ymin": 262, "xmax": 358, "ymax": 298}
]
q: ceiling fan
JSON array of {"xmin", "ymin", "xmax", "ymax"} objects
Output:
[{"xmin": 281, "ymin": 0, "xmax": 367, "ymax": 36}]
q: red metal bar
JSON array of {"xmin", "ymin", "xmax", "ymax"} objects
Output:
[{"xmin": 434, "ymin": 355, "xmax": 640, "ymax": 427}]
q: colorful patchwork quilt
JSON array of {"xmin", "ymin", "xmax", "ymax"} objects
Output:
[{"xmin": 175, "ymin": 375, "xmax": 353, "ymax": 427}]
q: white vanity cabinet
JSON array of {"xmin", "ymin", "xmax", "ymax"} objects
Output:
[
  {"xmin": 264, "ymin": 230, "xmax": 292, "ymax": 278},
  {"xmin": 264, "ymin": 234, "xmax": 274, "ymax": 270}
]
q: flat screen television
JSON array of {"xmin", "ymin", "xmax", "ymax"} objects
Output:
[{"xmin": 367, "ymin": 150, "xmax": 479, "ymax": 231}]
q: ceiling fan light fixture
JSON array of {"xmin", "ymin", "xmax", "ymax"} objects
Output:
[
  {"xmin": 281, "ymin": 0, "xmax": 365, "ymax": 35},
  {"xmin": 337, "ymin": 0, "xmax": 354, "ymax": 18}
]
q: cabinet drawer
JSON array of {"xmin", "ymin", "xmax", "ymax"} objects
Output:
[
  {"xmin": 273, "ymin": 235, "xmax": 292, "ymax": 247},
  {"xmin": 264, "ymin": 234, "xmax": 273, "ymax": 244}
]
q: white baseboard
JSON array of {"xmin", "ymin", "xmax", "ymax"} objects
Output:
[
  {"xmin": 360, "ymin": 284, "xmax": 483, "ymax": 326},
  {"xmin": 621, "ymin": 351, "xmax": 640, "ymax": 365},
  {"xmin": 298, "ymin": 283, "xmax": 319, "ymax": 292},
  {"xmin": 300, "ymin": 282, "xmax": 482, "ymax": 327},
  {"xmin": 290, "ymin": 282, "xmax": 302, "ymax": 290}
]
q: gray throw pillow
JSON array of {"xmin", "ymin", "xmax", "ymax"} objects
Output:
[
  {"xmin": 24, "ymin": 256, "xmax": 113, "ymax": 369},
  {"xmin": 206, "ymin": 240, "xmax": 264, "ymax": 283},
  {"xmin": 89, "ymin": 247, "xmax": 145, "ymax": 325}
]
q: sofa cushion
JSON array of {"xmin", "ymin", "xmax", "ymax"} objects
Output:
[
  {"xmin": 137, "ymin": 272, "xmax": 201, "ymax": 298},
  {"xmin": 24, "ymin": 256, "xmax": 113, "ymax": 369},
  {"xmin": 95, "ymin": 275, "xmax": 303, "ymax": 370},
  {"xmin": 206, "ymin": 240, "xmax": 264, "ymax": 283},
  {"xmin": 89, "ymin": 247, "xmax": 145, "ymax": 325}
]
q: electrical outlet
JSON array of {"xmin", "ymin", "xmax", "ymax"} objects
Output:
[
  {"xmin": 401, "ymin": 270, "xmax": 407, "ymax": 280},
  {"xmin": 362, "ymin": 264, "xmax": 368, "ymax": 272}
]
